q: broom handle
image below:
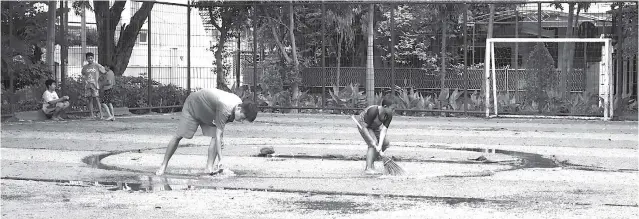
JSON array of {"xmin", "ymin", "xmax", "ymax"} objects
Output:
[{"xmin": 350, "ymin": 115, "xmax": 383, "ymax": 155}]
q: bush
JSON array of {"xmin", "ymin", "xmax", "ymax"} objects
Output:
[
  {"xmin": 62, "ymin": 76, "xmax": 188, "ymax": 114},
  {"xmin": 524, "ymin": 43, "xmax": 557, "ymax": 113}
]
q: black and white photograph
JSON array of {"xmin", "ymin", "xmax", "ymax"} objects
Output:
[{"xmin": 1, "ymin": 0, "xmax": 638, "ymax": 218}]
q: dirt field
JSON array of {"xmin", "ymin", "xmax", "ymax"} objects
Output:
[{"xmin": 1, "ymin": 113, "xmax": 638, "ymax": 218}]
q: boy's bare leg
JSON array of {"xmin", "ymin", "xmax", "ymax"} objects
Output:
[
  {"xmin": 51, "ymin": 107, "xmax": 62, "ymax": 120},
  {"xmin": 108, "ymin": 103, "xmax": 115, "ymax": 120},
  {"xmin": 156, "ymin": 136, "xmax": 182, "ymax": 175},
  {"xmin": 365, "ymin": 128, "xmax": 379, "ymax": 171},
  {"xmin": 88, "ymin": 98, "xmax": 95, "ymax": 118},
  {"xmin": 206, "ymin": 137, "xmax": 224, "ymax": 173},
  {"xmin": 101, "ymin": 103, "xmax": 113, "ymax": 119},
  {"xmin": 95, "ymin": 97, "xmax": 104, "ymax": 119},
  {"xmin": 365, "ymin": 147, "xmax": 378, "ymax": 171},
  {"xmin": 206, "ymin": 137, "xmax": 217, "ymax": 173},
  {"xmin": 59, "ymin": 102, "xmax": 69, "ymax": 119},
  {"xmin": 357, "ymin": 126, "xmax": 380, "ymax": 173}
]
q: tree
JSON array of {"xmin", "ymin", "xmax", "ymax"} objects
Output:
[
  {"xmin": 325, "ymin": 5, "xmax": 355, "ymax": 88},
  {"xmin": 610, "ymin": 2, "xmax": 637, "ymax": 117},
  {"xmin": 259, "ymin": 3, "xmax": 303, "ymax": 110},
  {"xmin": 195, "ymin": 1, "xmax": 250, "ymax": 92},
  {"xmin": 92, "ymin": 0, "xmax": 154, "ymax": 76},
  {"xmin": 525, "ymin": 43, "xmax": 557, "ymax": 113},
  {"xmin": 1, "ymin": 1, "xmax": 51, "ymax": 89}
]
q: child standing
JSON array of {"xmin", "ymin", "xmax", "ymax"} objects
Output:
[
  {"xmin": 81, "ymin": 52, "xmax": 105, "ymax": 119},
  {"xmin": 100, "ymin": 65, "xmax": 116, "ymax": 121}
]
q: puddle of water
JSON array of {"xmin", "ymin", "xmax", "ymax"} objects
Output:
[
  {"xmin": 293, "ymin": 200, "xmax": 372, "ymax": 214},
  {"xmin": 3, "ymin": 176, "xmax": 518, "ymax": 207},
  {"xmin": 448, "ymin": 148, "xmax": 557, "ymax": 168}
]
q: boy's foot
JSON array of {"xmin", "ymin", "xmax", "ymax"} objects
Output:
[
  {"xmin": 107, "ymin": 116, "xmax": 115, "ymax": 121},
  {"xmin": 51, "ymin": 117, "xmax": 61, "ymax": 121},
  {"xmin": 55, "ymin": 116, "xmax": 65, "ymax": 121},
  {"xmin": 208, "ymin": 169, "xmax": 224, "ymax": 176},
  {"xmin": 364, "ymin": 169, "xmax": 380, "ymax": 175},
  {"xmin": 155, "ymin": 168, "xmax": 165, "ymax": 176}
]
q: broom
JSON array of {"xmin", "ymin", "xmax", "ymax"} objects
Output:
[{"xmin": 351, "ymin": 115, "xmax": 405, "ymax": 176}]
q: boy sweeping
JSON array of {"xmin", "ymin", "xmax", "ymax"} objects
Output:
[
  {"xmin": 352, "ymin": 98, "xmax": 395, "ymax": 175},
  {"xmin": 156, "ymin": 88, "xmax": 259, "ymax": 176}
]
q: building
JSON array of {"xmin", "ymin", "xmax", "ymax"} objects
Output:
[{"xmin": 54, "ymin": 0, "xmax": 242, "ymax": 90}]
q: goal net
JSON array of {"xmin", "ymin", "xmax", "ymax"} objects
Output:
[{"xmin": 484, "ymin": 38, "xmax": 614, "ymax": 120}]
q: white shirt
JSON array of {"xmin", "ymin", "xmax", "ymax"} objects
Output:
[{"xmin": 42, "ymin": 90, "xmax": 59, "ymax": 111}]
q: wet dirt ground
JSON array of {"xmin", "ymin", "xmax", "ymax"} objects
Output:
[{"xmin": 1, "ymin": 113, "xmax": 638, "ymax": 218}]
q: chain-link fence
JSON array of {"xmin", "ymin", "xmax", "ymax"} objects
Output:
[{"xmin": 2, "ymin": 0, "xmax": 637, "ymax": 118}]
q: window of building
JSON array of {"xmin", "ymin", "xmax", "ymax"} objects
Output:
[{"xmin": 139, "ymin": 30, "xmax": 148, "ymax": 44}]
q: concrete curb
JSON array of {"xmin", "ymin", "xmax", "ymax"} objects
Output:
[{"xmin": 10, "ymin": 107, "xmax": 132, "ymax": 121}]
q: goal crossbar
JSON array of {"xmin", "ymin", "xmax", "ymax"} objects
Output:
[{"xmin": 484, "ymin": 38, "xmax": 614, "ymax": 121}]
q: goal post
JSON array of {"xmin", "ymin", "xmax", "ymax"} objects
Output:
[{"xmin": 484, "ymin": 38, "xmax": 614, "ymax": 121}]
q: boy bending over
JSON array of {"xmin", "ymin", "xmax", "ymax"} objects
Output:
[
  {"xmin": 352, "ymin": 98, "xmax": 395, "ymax": 175},
  {"xmin": 156, "ymin": 88, "xmax": 259, "ymax": 175}
]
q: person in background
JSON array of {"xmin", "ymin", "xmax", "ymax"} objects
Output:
[
  {"xmin": 42, "ymin": 79, "xmax": 70, "ymax": 121},
  {"xmin": 100, "ymin": 65, "xmax": 116, "ymax": 121},
  {"xmin": 81, "ymin": 52, "xmax": 105, "ymax": 119}
]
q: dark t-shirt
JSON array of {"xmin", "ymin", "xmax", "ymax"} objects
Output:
[{"xmin": 362, "ymin": 105, "xmax": 393, "ymax": 129}]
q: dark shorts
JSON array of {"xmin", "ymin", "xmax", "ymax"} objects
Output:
[
  {"xmin": 356, "ymin": 114, "xmax": 390, "ymax": 151},
  {"xmin": 102, "ymin": 89, "xmax": 113, "ymax": 104}
]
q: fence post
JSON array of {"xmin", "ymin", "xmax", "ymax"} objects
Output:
[
  {"xmin": 187, "ymin": 2, "xmax": 191, "ymax": 94},
  {"xmin": 252, "ymin": 2, "xmax": 257, "ymax": 102},
  {"xmin": 236, "ymin": 32, "xmax": 241, "ymax": 88},
  {"xmin": 60, "ymin": 0, "xmax": 68, "ymax": 95},
  {"xmin": 514, "ymin": 8, "xmax": 519, "ymax": 100},
  {"xmin": 390, "ymin": 3, "xmax": 396, "ymax": 98},
  {"xmin": 147, "ymin": 11, "xmax": 152, "ymax": 113},
  {"xmin": 537, "ymin": 3, "xmax": 542, "ymax": 38},
  {"xmin": 8, "ymin": 13, "xmax": 15, "ymax": 115},
  {"xmin": 321, "ymin": 2, "xmax": 326, "ymax": 109},
  {"xmin": 463, "ymin": 4, "xmax": 468, "ymax": 115}
]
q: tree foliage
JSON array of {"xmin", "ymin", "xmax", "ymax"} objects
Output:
[
  {"xmin": 524, "ymin": 43, "xmax": 557, "ymax": 113},
  {"xmin": 1, "ymin": 1, "xmax": 51, "ymax": 89},
  {"xmin": 194, "ymin": 1, "xmax": 251, "ymax": 92}
]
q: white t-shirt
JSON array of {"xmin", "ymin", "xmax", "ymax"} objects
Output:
[{"xmin": 42, "ymin": 90, "xmax": 59, "ymax": 111}]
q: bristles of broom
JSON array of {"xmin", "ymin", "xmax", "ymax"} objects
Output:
[
  {"xmin": 351, "ymin": 115, "xmax": 406, "ymax": 176},
  {"xmin": 381, "ymin": 155, "xmax": 406, "ymax": 176}
]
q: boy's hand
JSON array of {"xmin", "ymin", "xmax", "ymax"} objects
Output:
[
  {"xmin": 375, "ymin": 145, "xmax": 383, "ymax": 154},
  {"xmin": 62, "ymin": 96, "xmax": 69, "ymax": 100}
]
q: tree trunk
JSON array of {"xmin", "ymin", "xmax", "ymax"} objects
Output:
[
  {"xmin": 94, "ymin": 1, "xmax": 153, "ymax": 76},
  {"xmin": 271, "ymin": 25, "xmax": 291, "ymax": 63},
  {"xmin": 483, "ymin": 5, "xmax": 495, "ymax": 96},
  {"xmin": 366, "ymin": 4, "xmax": 375, "ymax": 106},
  {"xmin": 440, "ymin": 5, "xmax": 448, "ymax": 91},
  {"xmin": 336, "ymin": 35, "xmax": 342, "ymax": 87},
  {"xmin": 289, "ymin": 3, "xmax": 300, "ymax": 113},
  {"xmin": 559, "ymin": 3, "xmax": 576, "ymax": 98},
  {"xmin": 215, "ymin": 29, "xmax": 230, "ymax": 92}
]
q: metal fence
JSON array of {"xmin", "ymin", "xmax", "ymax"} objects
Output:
[{"xmin": 2, "ymin": 0, "xmax": 637, "ymax": 118}]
